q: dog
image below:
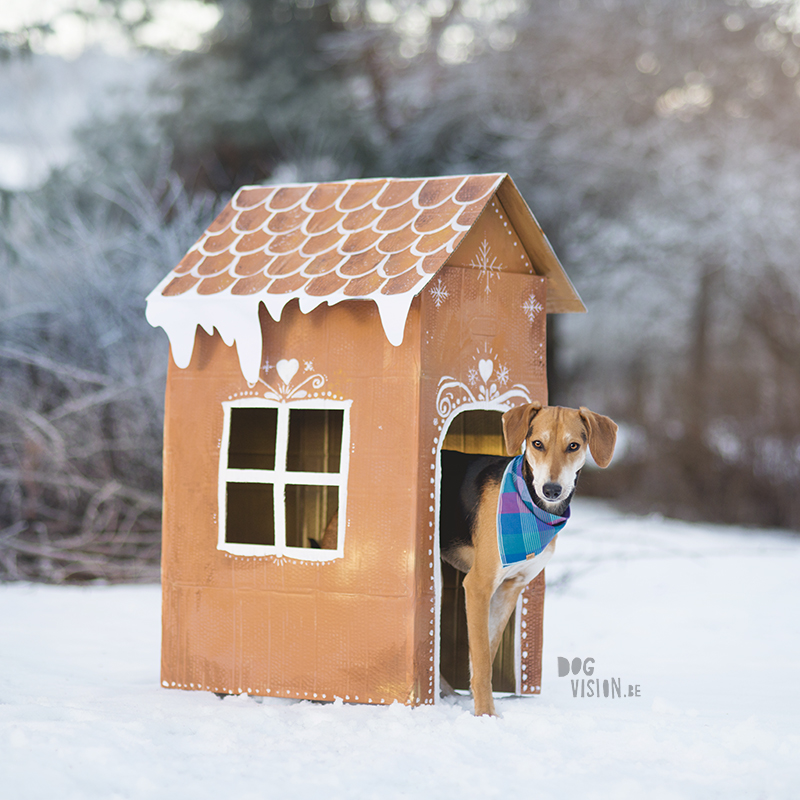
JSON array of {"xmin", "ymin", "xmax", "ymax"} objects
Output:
[{"xmin": 439, "ymin": 402, "xmax": 618, "ymax": 716}]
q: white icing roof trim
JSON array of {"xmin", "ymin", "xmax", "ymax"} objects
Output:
[
  {"xmin": 145, "ymin": 174, "xmax": 511, "ymax": 384},
  {"xmin": 145, "ymin": 277, "xmax": 422, "ymax": 386}
]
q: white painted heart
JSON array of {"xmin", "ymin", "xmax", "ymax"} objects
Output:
[
  {"xmin": 276, "ymin": 358, "xmax": 299, "ymax": 386},
  {"xmin": 478, "ymin": 359, "xmax": 493, "ymax": 383}
]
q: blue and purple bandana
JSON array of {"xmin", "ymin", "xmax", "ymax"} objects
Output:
[{"xmin": 496, "ymin": 455, "xmax": 569, "ymax": 567}]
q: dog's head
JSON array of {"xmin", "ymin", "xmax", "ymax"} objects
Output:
[{"xmin": 502, "ymin": 402, "xmax": 618, "ymax": 515}]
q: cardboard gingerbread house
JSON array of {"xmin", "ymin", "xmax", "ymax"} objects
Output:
[{"xmin": 146, "ymin": 173, "xmax": 584, "ymax": 706}]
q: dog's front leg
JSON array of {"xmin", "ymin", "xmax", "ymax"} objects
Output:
[
  {"xmin": 488, "ymin": 577, "xmax": 527, "ymax": 663},
  {"xmin": 462, "ymin": 569, "xmax": 497, "ymax": 716}
]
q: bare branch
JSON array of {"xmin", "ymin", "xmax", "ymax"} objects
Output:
[{"xmin": 0, "ymin": 346, "xmax": 113, "ymax": 386}]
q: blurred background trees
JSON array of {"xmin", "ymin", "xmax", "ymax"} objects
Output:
[{"xmin": 2, "ymin": 0, "xmax": 800, "ymax": 580}]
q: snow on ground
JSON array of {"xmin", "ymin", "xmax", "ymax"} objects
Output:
[{"xmin": 1, "ymin": 500, "xmax": 799, "ymax": 800}]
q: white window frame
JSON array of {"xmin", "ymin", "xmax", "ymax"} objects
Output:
[{"xmin": 218, "ymin": 397, "xmax": 351, "ymax": 560}]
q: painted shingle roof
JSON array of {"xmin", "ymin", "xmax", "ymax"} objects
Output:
[
  {"xmin": 159, "ymin": 173, "xmax": 502, "ymax": 302},
  {"xmin": 146, "ymin": 173, "xmax": 582, "ymax": 384}
]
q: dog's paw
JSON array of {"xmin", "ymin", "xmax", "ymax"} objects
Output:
[{"xmin": 473, "ymin": 702, "xmax": 499, "ymax": 717}]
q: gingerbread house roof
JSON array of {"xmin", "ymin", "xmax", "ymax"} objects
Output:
[{"xmin": 146, "ymin": 173, "xmax": 583, "ymax": 384}]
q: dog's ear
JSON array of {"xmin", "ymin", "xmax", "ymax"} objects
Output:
[
  {"xmin": 502, "ymin": 402, "xmax": 542, "ymax": 455},
  {"xmin": 579, "ymin": 407, "xmax": 618, "ymax": 468}
]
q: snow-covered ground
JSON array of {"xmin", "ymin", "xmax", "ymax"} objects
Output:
[{"xmin": 2, "ymin": 500, "xmax": 798, "ymax": 799}]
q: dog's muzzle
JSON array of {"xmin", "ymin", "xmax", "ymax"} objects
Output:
[{"xmin": 542, "ymin": 482, "xmax": 563, "ymax": 501}]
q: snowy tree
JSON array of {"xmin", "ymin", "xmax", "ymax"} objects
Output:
[
  {"xmin": 0, "ymin": 160, "xmax": 225, "ymax": 581},
  {"xmin": 3, "ymin": 0, "xmax": 800, "ymax": 584}
]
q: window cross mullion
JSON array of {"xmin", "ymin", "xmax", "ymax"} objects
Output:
[
  {"xmin": 273, "ymin": 406, "xmax": 291, "ymax": 552},
  {"xmin": 225, "ymin": 468, "xmax": 276, "ymax": 484}
]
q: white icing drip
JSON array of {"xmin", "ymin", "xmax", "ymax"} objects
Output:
[
  {"xmin": 145, "ymin": 282, "xmax": 265, "ymax": 385},
  {"xmin": 297, "ymin": 294, "xmax": 328, "ymax": 315},
  {"xmin": 260, "ymin": 294, "xmax": 292, "ymax": 325},
  {"xmin": 145, "ymin": 271, "xmax": 438, "ymax": 384},
  {"xmin": 373, "ymin": 293, "xmax": 417, "ymax": 347}
]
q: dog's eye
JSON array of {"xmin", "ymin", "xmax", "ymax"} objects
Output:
[
  {"xmin": 532, "ymin": 440, "xmax": 544, "ymax": 450},
  {"xmin": 568, "ymin": 442, "xmax": 580, "ymax": 451}
]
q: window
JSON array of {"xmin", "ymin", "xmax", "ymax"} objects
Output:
[{"xmin": 218, "ymin": 399, "xmax": 351, "ymax": 559}]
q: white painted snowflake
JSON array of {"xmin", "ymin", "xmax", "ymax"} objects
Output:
[
  {"xmin": 429, "ymin": 278, "xmax": 449, "ymax": 308},
  {"xmin": 523, "ymin": 295, "xmax": 543, "ymax": 322},
  {"xmin": 467, "ymin": 368, "xmax": 479, "ymax": 386},
  {"xmin": 497, "ymin": 364, "xmax": 510, "ymax": 386},
  {"xmin": 304, "ymin": 360, "xmax": 314, "ymax": 372},
  {"xmin": 262, "ymin": 359, "xmax": 273, "ymax": 374},
  {"xmin": 470, "ymin": 238, "xmax": 504, "ymax": 294}
]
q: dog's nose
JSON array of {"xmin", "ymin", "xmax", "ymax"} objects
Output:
[{"xmin": 542, "ymin": 482, "xmax": 562, "ymax": 501}]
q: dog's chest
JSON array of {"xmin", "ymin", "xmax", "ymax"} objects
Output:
[{"xmin": 499, "ymin": 538, "xmax": 556, "ymax": 586}]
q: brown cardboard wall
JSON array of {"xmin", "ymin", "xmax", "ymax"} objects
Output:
[{"xmin": 161, "ymin": 298, "xmax": 432, "ymax": 704}]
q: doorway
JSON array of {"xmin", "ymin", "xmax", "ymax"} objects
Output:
[{"xmin": 438, "ymin": 409, "xmax": 517, "ymax": 693}]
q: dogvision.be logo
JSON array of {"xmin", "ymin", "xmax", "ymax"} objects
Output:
[{"xmin": 558, "ymin": 657, "xmax": 641, "ymax": 699}]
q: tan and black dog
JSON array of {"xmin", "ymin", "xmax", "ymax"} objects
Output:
[{"xmin": 439, "ymin": 402, "xmax": 618, "ymax": 717}]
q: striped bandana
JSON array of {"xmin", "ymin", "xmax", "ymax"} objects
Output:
[{"xmin": 496, "ymin": 455, "xmax": 569, "ymax": 567}]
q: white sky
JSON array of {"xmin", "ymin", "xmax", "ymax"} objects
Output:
[
  {"xmin": 0, "ymin": 0, "xmax": 221, "ymax": 190},
  {"xmin": 0, "ymin": 0, "xmax": 221, "ymax": 57}
]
